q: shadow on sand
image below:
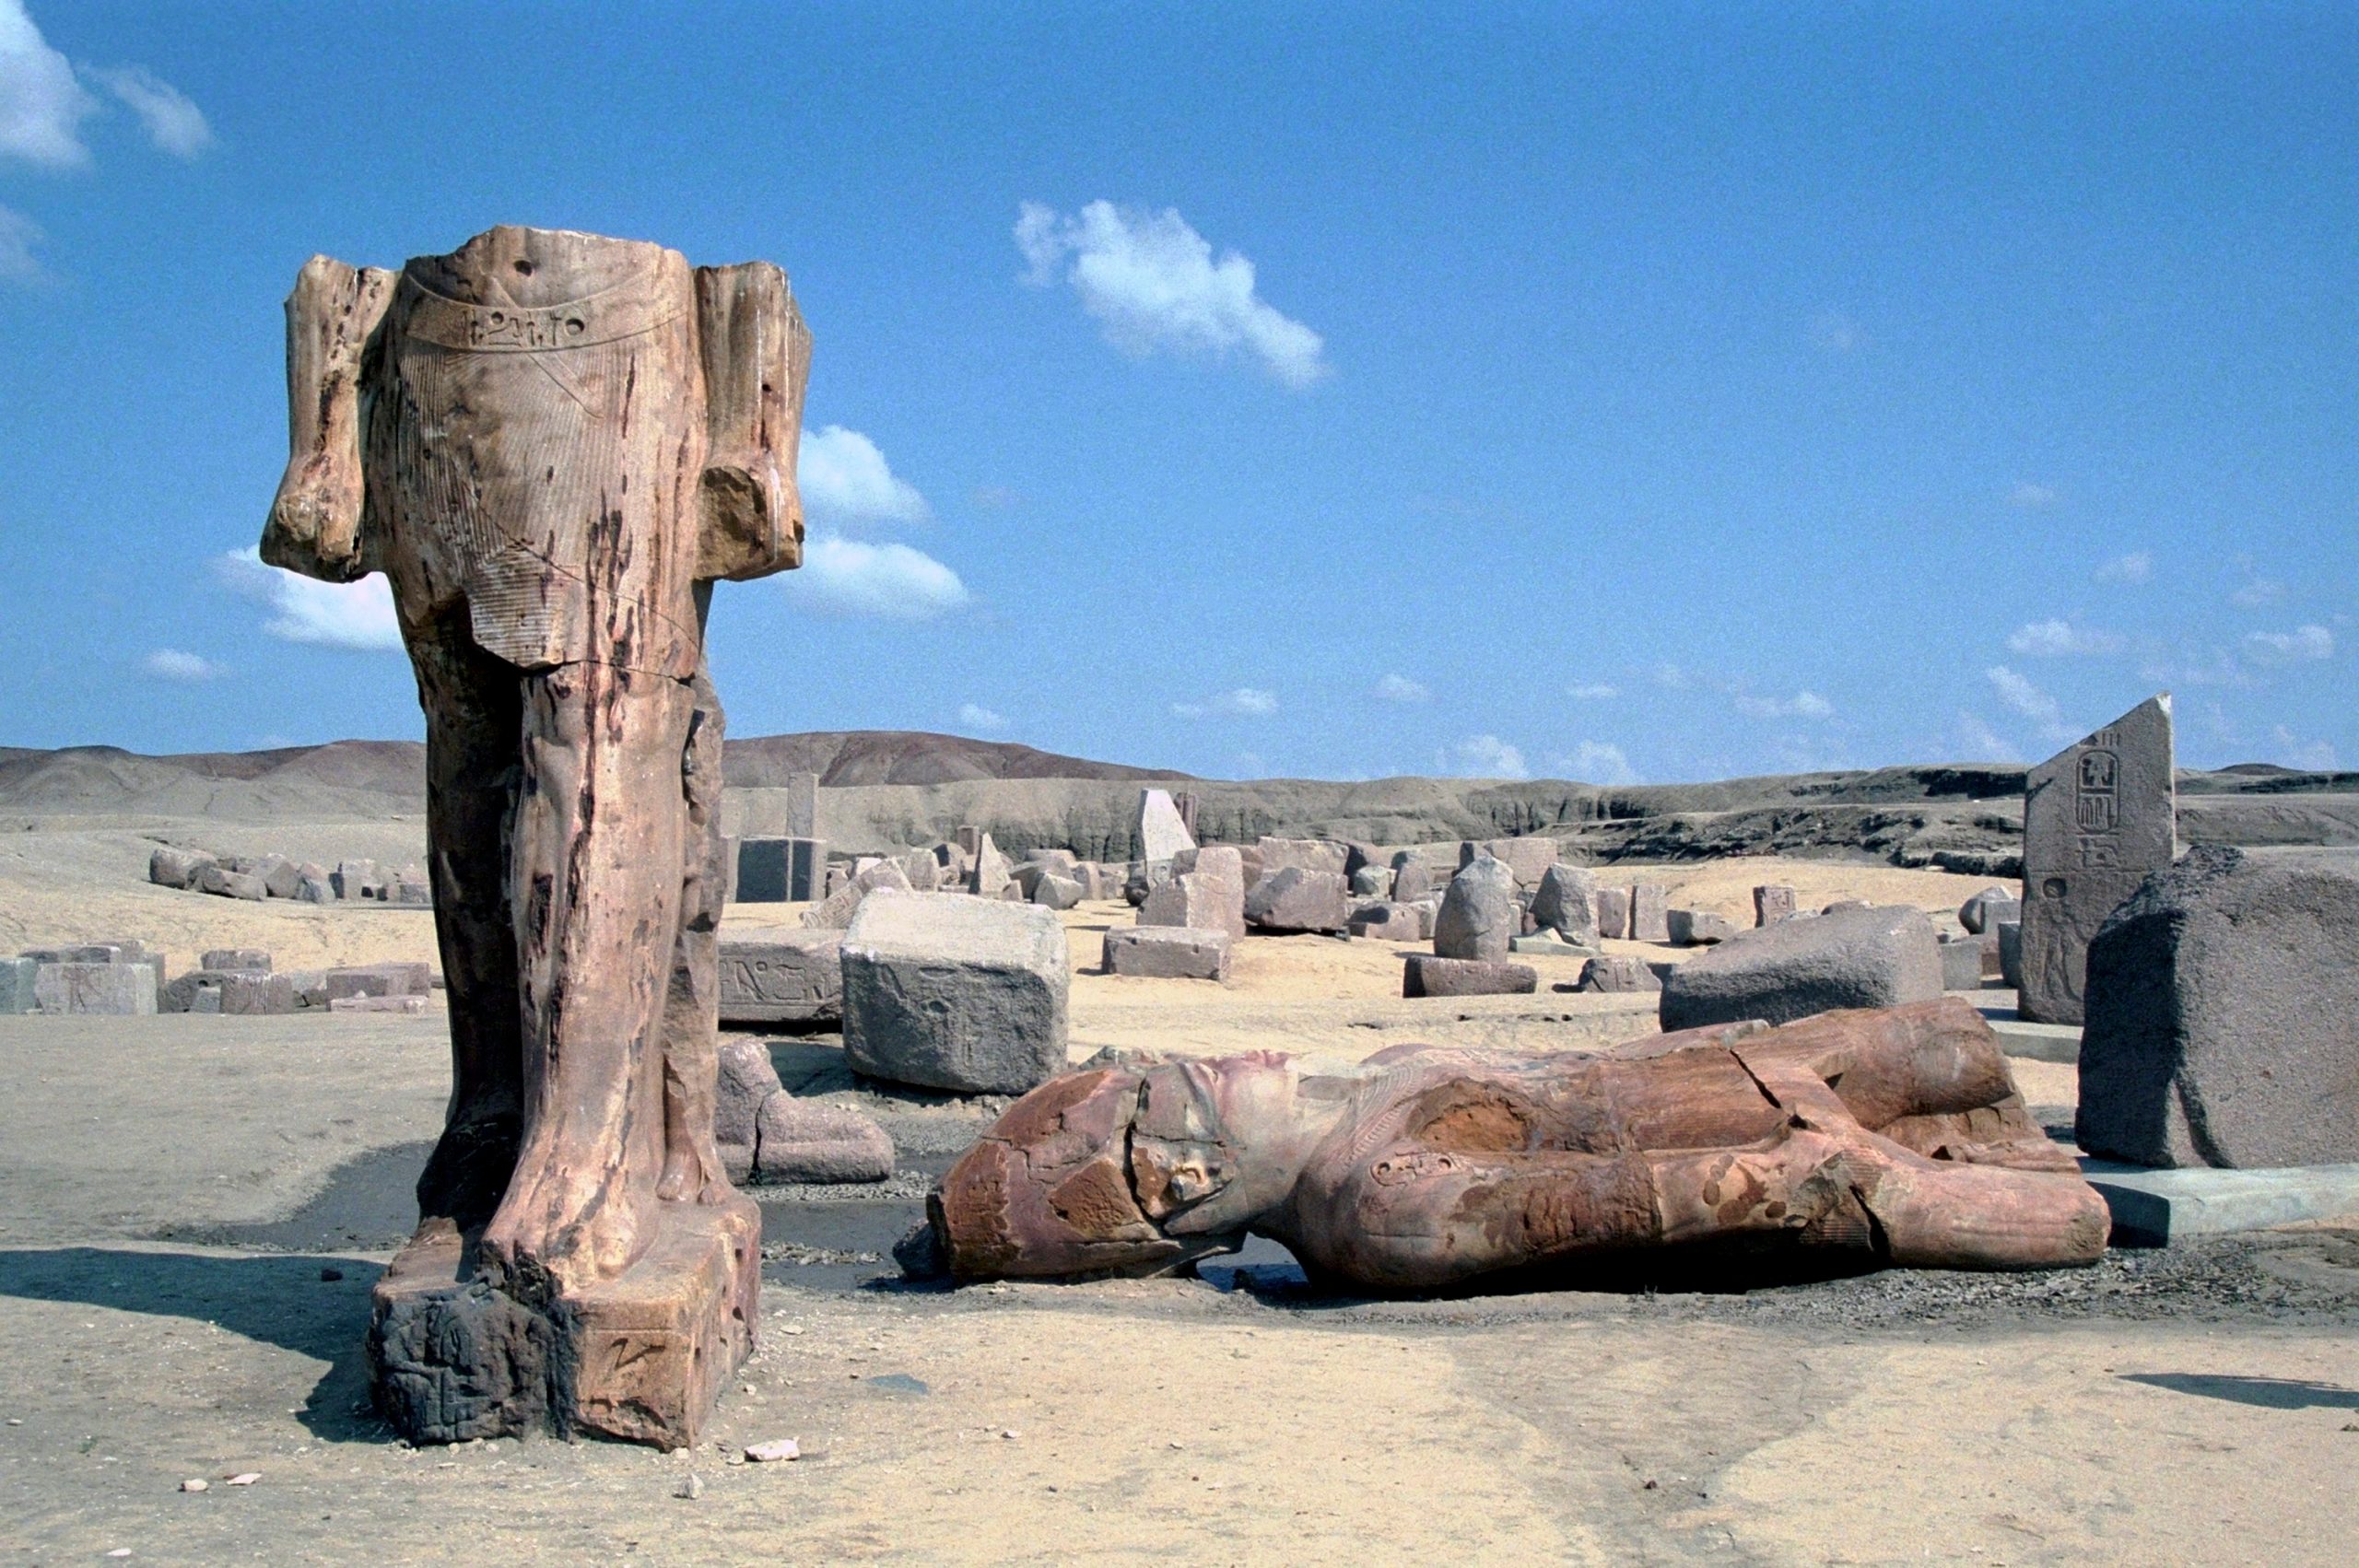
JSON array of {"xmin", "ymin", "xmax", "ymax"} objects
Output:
[
  {"xmin": 0, "ymin": 1246, "xmax": 388, "ymax": 1442},
  {"xmin": 2120, "ymin": 1372, "xmax": 2359, "ymax": 1410}
]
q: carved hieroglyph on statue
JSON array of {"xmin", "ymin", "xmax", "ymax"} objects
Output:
[{"xmin": 264, "ymin": 226, "xmax": 810, "ymax": 1448}]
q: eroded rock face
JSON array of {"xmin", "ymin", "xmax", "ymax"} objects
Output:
[
  {"xmin": 1657, "ymin": 904, "xmax": 1942, "ymax": 1030},
  {"xmin": 2078, "ymin": 846, "xmax": 2359, "ymax": 1168},
  {"xmin": 1433, "ymin": 855, "xmax": 1516, "ymax": 961},
  {"xmin": 841, "ymin": 891, "xmax": 1070, "ymax": 1094}
]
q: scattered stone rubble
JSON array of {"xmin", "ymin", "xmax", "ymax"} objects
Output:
[
  {"xmin": 147, "ymin": 846, "xmax": 429, "ymax": 907},
  {"xmin": 4, "ymin": 944, "xmax": 435, "ymax": 1016}
]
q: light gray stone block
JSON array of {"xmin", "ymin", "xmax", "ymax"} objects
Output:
[
  {"xmin": 840, "ymin": 891, "xmax": 1070, "ymax": 1094},
  {"xmin": 332, "ymin": 860, "xmax": 383, "ymax": 900},
  {"xmin": 148, "ymin": 846, "xmax": 215, "ymax": 889},
  {"xmin": 1137, "ymin": 789, "xmax": 1196, "ymax": 862},
  {"xmin": 1460, "ymin": 837, "xmax": 1558, "ymax": 888},
  {"xmin": 1, "ymin": 956, "xmax": 36, "ymax": 1014},
  {"xmin": 1347, "ymin": 902, "xmax": 1425, "ymax": 943},
  {"xmin": 2083, "ymin": 1160, "xmax": 2359, "ymax": 1247},
  {"xmin": 754, "ymin": 1093, "xmax": 894, "ymax": 1184},
  {"xmin": 1958, "ymin": 886, "xmax": 2020, "ymax": 935},
  {"xmin": 323, "ymin": 963, "xmax": 432, "ymax": 1001},
  {"xmin": 1576, "ymin": 954, "xmax": 1661, "ymax": 993},
  {"xmin": 1350, "ymin": 863, "xmax": 1391, "ymax": 898},
  {"xmin": 198, "ymin": 866, "xmax": 269, "ymax": 901},
  {"xmin": 1666, "ymin": 909, "xmax": 1735, "ymax": 946},
  {"xmin": 34, "ymin": 963, "xmax": 156, "ymax": 1015},
  {"xmin": 1257, "ymin": 837, "xmax": 1349, "ymax": 879},
  {"xmin": 2078, "ymin": 846, "xmax": 2359, "ymax": 1168},
  {"xmin": 203, "ymin": 948, "xmax": 272, "ymax": 973},
  {"xmin": 1433, "ymin": 855, "xmax": 1516, "ymax": 962},
  {"xmin": 221, "ymin": 972, "xmax": 300, "ymax": 1015},
  {"xmin": 1103, "ymin": 925, "xmax": 1231, "ymax": 980},
  {"xmin": 1403, "ymin": 954, "xmax": 1537, "ymax": 997},
  {"xmin": 1939, "ymin": 937, "xmax": 1988, "ymax": 990},
  {"xmin": 718, "ymin": 930, "xmax": 843, "ymax": 1025},
  {"xmin": 1031, "ymin": 872, "xmax": 1084, "ymax": 910},
  {"xmin": 1658, "ymin": 904, "xmax": 1942, "ymax": 1030},
  {"xmin": 1754, "ymin": 885, "xmax": 1797, "ymax": 926},
  {"xmin": 1530, "ymin": 864, "xmax": 1598, "ymax": 945},
  {"xmin": 1595, "ymin": 887, "xmax": 1630, "ymax": 940},
  {"xmin": 1628, "ymin": 883, "xmax": 1670, "ymax": 942},
  {"xmin": 1244, "ymin": 867, "xmax": 1349, "ymax": 934},
  {"xmin": 804, "ymin": 859, "xmax": 912, "ymax": 930}
]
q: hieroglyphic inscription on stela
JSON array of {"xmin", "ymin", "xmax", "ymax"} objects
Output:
[{"xmin": 2019, "ymin": 696, "xmax": 2175, "ymax": 1024}]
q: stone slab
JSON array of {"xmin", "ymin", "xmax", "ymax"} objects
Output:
[
  {"xmin": 718, "ymin": 930, "xmax": 843, "ymax": 1024},
  {"xmin": 33, "ymin": 963, "xmax": 156, "ymax": 1015},
  {"xmin": 1402, "ymin": 954, "xmax": 1538, "ymax": 998},
  {"xmin": 2081, "ymin": 1160, "xmax": 2359, "ymax": 1247},
  {"xmin": 1987, "ymin": 1017, "xmax": 2083, "ymax": 1064},
  {"xmin": 1103, "ymin": 926, "xmax": 1231, "ymax": 981},
  {"xmin": 1136, "ymin": 789, "xmax": 1197, "ymax": 863},
  {"xmin": 0, "ymin": 956, "xmax": 36, "ymax": 1014},
  {"xmin": 736, "ymin": 837, "xmax": 825, "ymax": 903},
  {"xmin": 2019, "ymin": 695, "xmax": 2175, "ymax": 1024},
  {"xmin": 840, "ymin": 891, "xmax": 1070, "ymax": 1094}
]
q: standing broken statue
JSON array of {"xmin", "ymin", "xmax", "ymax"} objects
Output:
[
  {"xmin": 263, "ymin": 225, "xmax": 811, "ymax": 1447},
  {"xmin": 902, "ymin": 998, "xmax": 2107, "ymax": 1291}
]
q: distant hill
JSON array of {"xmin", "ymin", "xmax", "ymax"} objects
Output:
[{"xmin": 0, "ymin": 731, "xmax": 1187, "ymax": 816}]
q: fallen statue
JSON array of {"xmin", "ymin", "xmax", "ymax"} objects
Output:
[{"xmin": 901, "ymin": 997, "xmax": 2109, "ymax": 1292}]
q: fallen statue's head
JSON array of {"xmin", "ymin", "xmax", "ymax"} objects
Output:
[{"xmin": 910, "ymin": 1050, "xmax": 1311, "ymax": 1281}]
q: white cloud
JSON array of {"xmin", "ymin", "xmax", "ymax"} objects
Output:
[
  {"xmin": 2231, "ymin": 576, "xmax": 2287, "ymax": 608},
  {"xmin": 1954, "ymin": 712, "xmax": 2022, "ymax": 763},
  {"xmin": 2006, "ymin": 618, "xmax": 2124, "ymax": 657},
  {"xmin": 0, "ymin": 201, "xmax": 38, "ymax": 279},
  {"xmin": 782, "ymin": 535, "xmax": 969, "ymax": 619},
  {"xmin": 1733, "ymin": 690, "xmax": 1835, "ymax": 720},
  {"xmin": 2009, "ymin": 483, "xmax": 2057, "ymax": 509},
  {"xmin": 2271, "ymin": 726, "xmax": 2337, "ymax": 772},
  {"xmin": 0, "ymin": 1, "xmax": 95, "ymax": 170},
  {"xmin": 1373, "ymin": 673, "xmax": 1430, "ymax": 704},
  {"xmin": 1172, "ymin": 687, "xmax": 1278, "ymax": 720},
  {"xmin": 1015, "ymin": 199, "xmax": 1329, "ymax": 388},
  {"xmin": 1809, "ymin": 311, "xmax": 1863, "ymax": 353},
  {"xmin": 214, "ymin": 546, "xmax": 403, "ymax": 650},
  {"xmin": 1449, "ymin": 734, "xmax": 1529, "ymax": 778},
  {"xmin": 1566, "ymin": 682, "xmax": 1619, "ymax": 700},
  {"xmin": 2095, "ymin": 551, "xmax": 2154, "ymax": 584},
  {"xmin": 86, "ymin": 64, "xmax": 208, "ymax": 158},
  {"xmin": 957, "ymin": 702, "xmax": 1005, "ymax": 731},
  {"xmin": 1651, "ymin": 663, "xmax": 1692, "ymax": 690},
  {"xmin": 2244, "ymin": 624, "xmax": 2334, "ymax": 665},
  {"xmin": 142, "ymin": 648, "xmax": 223, "ymax": 683},
  {"xmin": 797, "ymin": 425, "xmax": 930, "ymax": 527},
  {"xmin": 1550, "ymin": 741, "xmax": 1637, "ymax": 785},
  {"xmin": 1984, "ymin": 664, "xmax": 2078, "ymax": 743}
]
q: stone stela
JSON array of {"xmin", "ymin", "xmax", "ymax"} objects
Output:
[
  {"xmin": 2018, "ymin": 694, "xmax": 2176, "ymax": 1025},
  {"xmin": 262, "ymin": 224, "xmax": 812, "ymax": 1449}
]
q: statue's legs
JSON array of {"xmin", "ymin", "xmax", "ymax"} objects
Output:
[
  {"xmin": 657, "ymin": 666, "xmax": 731, "ymax": 1205},
  {"xmin": 373, "ymin": 651, "xmax": 756, "ymax": 1450},
  {"xmin": 406, "ymin": 611, "xmax": 524, "ymax": 1231},
  {"xmin": 479, "ymin": 658, "xmax": 695, "ymax": 1300}
]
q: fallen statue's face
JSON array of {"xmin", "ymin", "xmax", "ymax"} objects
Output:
[{"xmin": 928, "ymin": 1054, "xmax": 1301, "ymax": 1280}]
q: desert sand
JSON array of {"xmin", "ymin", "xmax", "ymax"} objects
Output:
[{"xmin": 5, "ymin": 819, "xmax": 2357, "ymax": 1564}]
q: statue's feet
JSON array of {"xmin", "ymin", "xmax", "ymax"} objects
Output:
[
  {"xmin": 657, "ymin": 1134, "xmax": 734, "ymax": 1206},
  {"xmin": 478, "ymin": 1119, "xmax": 655, "ymax": 1303}
]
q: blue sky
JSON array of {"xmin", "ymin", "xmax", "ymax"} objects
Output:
[{"xmin": 1, "ymin": 3, "xmax": 2352, "ymax": 782}]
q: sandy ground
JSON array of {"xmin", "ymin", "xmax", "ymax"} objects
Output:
[{"xmin": 6, "ymin": 830, "xmax": 2358, "ymax": 1563}]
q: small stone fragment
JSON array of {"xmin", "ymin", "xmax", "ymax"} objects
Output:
[{"xmin": 745, "ymin": 1438, "xmax": 801, "ymax": 1463}]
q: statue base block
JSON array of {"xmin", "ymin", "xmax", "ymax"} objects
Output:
[{"xmin": 369, "ymin": 1197, "xmax": 759, "ymax": 1450}]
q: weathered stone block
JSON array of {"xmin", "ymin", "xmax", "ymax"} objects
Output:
[
  {"xmin": 1350, "ymin": 863, "xmax": 1391, "ymax": 898},
  {"xmin": 2078, "ymin": 847, "xmax": 2359, "ymax": 1168},
  {"xmin": 1576, "ymin": 954, "xmax": 1661, "ymax": 993},
  {"xmin": 1530, "ymin": 864, "xmax": 1598, "ymax": 945},
  {"xmin": 1596, "ymin": 887, "xmax": 1630, "ymax": 940},
  {"xmin": 1958, "ymin": 886, "xmax": 2021, "ymax": 936},
  {"xmin": 1257, "ymin": 837, "xmax": 1349, "ymax": 878},
  {"xmin": 1244, "ymin": 867, "xmax": 1349, "ymax": 934},
  {"xmin": 198, "ymin": 865, "xmax": 269, "ymax": 901},
  {"xmin": 149, "ymin": 846, "xmax": 215, "ymax": 889},
  {"xmin": 1628, "ymin": 883, "xmax": 1670, "ymax": 942},
  {"xmin": 1754, "ymin": 885, "xmax": 1797, "ymax": 926},
  {"xmin": 735, "ymin": 837, "xmax": 826, "ymax": 903},
  {"xmin": 1403, "ymin": 954, "xmax": 1538, "ymax": 998},
  {"xmin": 1031, "ymin": 872, "xmax": 1084, "ymax": 910},
  {"xmin": 1658, "ymin": 905, "xmax": 1942, "ymax": 1031},
  {"xmin": 323, "ymin": 963, "xmax": 432, "ymax": 1001},
  {"xmin": 329, "ymin": 994, "xmax": 428, "ymax": 1014},
  {"xmin": 332, "ymin": 859, "xmax": 382, "ymax": 900},
  {"xmin": 1137, "ymin": 790, "xmax": 1196, "ymax": 862},
  {"xmin": 1998, "ymin": 919, "xmax": 2024, "ymax": 989},
  {"xmin": 34, "ymin": 963, "xmax": 156, "ymax": 1015},
  {"xmin": 2020, "ymin": 695, "xmax": 2175, "ymax": 1025},
  {"xmin": 717, "ymin": 930, "xmax": 842, "ymax": 1025},
  {"xmin": 1138, "ymin": 848, "xmax": 1245, "ymax": 941},
  {"xmin": 1666, "ymin": 909, "xmax": 1735, "ymax": 946},
  {"xmin": 1, "ymin": 957, "xmax": 36, "ymax": 1014},
  {"xmin": 1939, "ymin": 937, "xmax": 1986, "ymax": 991},
  {"xmin": 804, "ymin": 859, "xmax": 912, "ymax": 930},
  {"xmin": 1460, "ymin": 837, "xmax": 1558, "ymax": 888},
  {"xmin": 1347, "ymin": 902, "xmax": 1426, "ymax": 942},
  {"xmin": 253, "ymin": 856, "xmax": 303, "ymax": 899},
  {"xmin": 1103, "ymin": 926, "xmax": 1231, "ymax": 980},
  {"xmin": 203, "ymin": 948, "xmax": 272, "ymax": 973},
  {"xmin": 1391, "ymin": 861, "xmax": 1434, "ymax": 903},
  {"xmin": 840, "ymin": 892, "xmax": 1070, "ymax": 1094},
  {"xmin": 968, "ymin": 834, "xmax": 1014, "ymax": 899},
  {"xmin": 754, "ymin": 1094, "xmax": 894, "ymax": 1184},
  {"xmin": 1433, "ymin": 855, "xmax": 1517, "ymax": 961}
]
